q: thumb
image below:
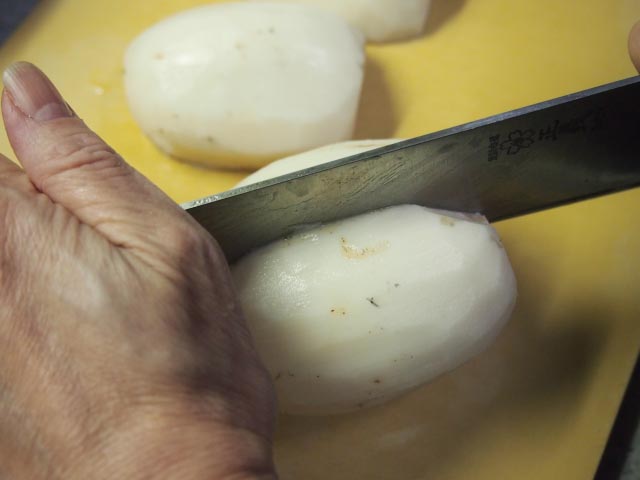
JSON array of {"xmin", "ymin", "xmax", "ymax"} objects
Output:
[{"xmin": 1, "ymin": 62, "xmax": 195, "ymax": 254}]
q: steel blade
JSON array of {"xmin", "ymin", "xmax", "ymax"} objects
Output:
[{"xmin": 184, "ymin": 77, "xmax": 640, "ymax": 261}]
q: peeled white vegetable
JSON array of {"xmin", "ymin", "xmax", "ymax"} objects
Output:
[
  {"xmin": 124, "ymin": 3, "xmax": 365, "ymax": 169},
  {"xmin": 252, "ymin": 0, "xmax": 432, "ymax": 42},
  {"xmin": 237, "ymin": 139, "xmax": 402, "ymax": 187},
  {"xmin": 232, "ymin": 205, "xmax": 517, "ymax": 415}
]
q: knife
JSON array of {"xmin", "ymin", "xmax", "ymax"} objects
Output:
[{"xmin": 183, "ymin": 76, "xmax": 640, "ymax": 262}]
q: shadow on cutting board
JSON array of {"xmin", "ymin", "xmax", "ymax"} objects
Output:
[
  {"xmin": 274, "ymin": 225, "xmax": 610, "ymax": 480},
  {"xmin": 353, "ymin": 0, "xmax": 467, "ymax": 140},
  {"xmin": 353, "ymin": 58, "xmax": 397, "ymax": 140},
  {"xmin": 424, "ymin": 0, "xmax": 467, "ymax": 36}
]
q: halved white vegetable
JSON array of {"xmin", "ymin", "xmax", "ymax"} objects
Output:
[
  {"xmin": 124, "ymin": 3, "xmax": 365, "ymax": 169},
  {"xmin": 232, "ymin": 205, "xmax": 517, "ymax": 415},
  {"xmin": 237, "ymin": 139, "xmax": 402, "ymax": 187},
  {"xmin": 252, "ymin": 0, "xmax": 432, "ymax": 42}
]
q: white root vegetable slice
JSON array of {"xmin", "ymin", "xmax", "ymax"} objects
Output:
[
  {"xmin": 232, "ymin": 205, "xmax": 517, "ymax": 415},
  {"xmin": 236, "ymin": 139, "xmax": 402, "ymax": 187},
  {"xmin": 124, "ymin": 2, "xmax": 365, "ymax": 169},
  {"xmin": 252, "ymin": 0, "xmax": 432, "ymax": 42}
]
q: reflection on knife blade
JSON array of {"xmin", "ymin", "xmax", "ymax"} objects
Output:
[{"xmin": 184, "ymin": 76, "xmax": 640, "ymax": 261}]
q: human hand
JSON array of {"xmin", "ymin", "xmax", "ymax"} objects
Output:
[{"xmin": 0, "ymin": 62, "xmax": 275, "ymax": 479}]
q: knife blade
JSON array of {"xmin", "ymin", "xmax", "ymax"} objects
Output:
[{"xmin": 183, "ymin": 76, "xmax": 640, "ymax": 262}]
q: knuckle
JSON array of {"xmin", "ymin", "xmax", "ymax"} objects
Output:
[
  {"xmin": 159, "ymin": 221, "xmax": 228, "ymax": 276},
  {"xmin": 163, "ymin": 222, "xmax": 210, "ymax": 257},
  {"xmin": 38, "ymin": 129, "xmax": 129, "ymax": 187},
  {"xmin": 50, "ymin": 130, "xmax": 116, "ymax": 163}
]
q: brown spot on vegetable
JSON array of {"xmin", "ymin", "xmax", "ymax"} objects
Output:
[
  {"xmin": 394, "ymin": 283, "xmax": 400, "ymax": 288},
  {"xmin": 440, "ymin": 216, "xmax": 456, "ymax": 227},
  {"xmin": 367, "ymin": 297, "xmax": 380, "ymax": 308},
  {"xmin": 172, "ymin": 113, "xmax": 179, "ymax": 119},
  {"xmin": 357, "ymin": 402, "xmax": 365, "ymax": 409},
  {"xmin": 268, "ymin": 27, "xmax": 276, "ymax": 34},
  {"xmin": 373, "ymin": 378, "xmax": 381, "ymax": 384},
  {"xmin": 330, "ymin": 307, "xmax": 347, "ymax": 316},
  {"xmin": 275, "ymin": 372, "xmax": 282, "ymax": 381},
  {"xmin": 206, "ymin": 136, "xmax": 216, "ymax": 144},
  {"xmin": 154, "ymin": 52, "xmax": 165, "ymax": 60},
  {"xmin": 340, "ymin": 237, "xmax": 389, "ymax": 259}
]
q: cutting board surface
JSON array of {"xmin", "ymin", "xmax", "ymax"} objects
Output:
[{"xmin": 1, "ymin": 1, "xmax": 640, "ymax": 479}]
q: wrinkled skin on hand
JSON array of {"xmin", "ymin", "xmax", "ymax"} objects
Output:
[{"xmin": 0, "ymin": 63, "xmax": 275, "ymax": 479}]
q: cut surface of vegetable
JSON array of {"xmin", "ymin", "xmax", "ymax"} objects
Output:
[
  {"xmin": 236, "ymin": 139, "xmax": 402, "ymax": 187},
  {"xmin": 124, "ymin": 2, "xmax": 365, "ymax": 169},
  {"xmin": 251, "ymin": 0, "xmax": 432, "ymax": 42},
  {"xmin": 232, "ymin": 204, "xmax": 517, "ymax": 415}
]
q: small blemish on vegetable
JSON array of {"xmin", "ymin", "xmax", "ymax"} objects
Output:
[
  {"xmin": 268, "ymin": 27, "xmax": 276, "ymax": 34},
  {"xmin": 367, "ymin": 297, "xmax": 380, "ymax": 308},
  {"xmin": 316, "ymin": 375, "xmax": 320, "ymax": 379},
  {"xmin": 330, "ymin": 307, "xmax": 347, "ymax": 316},
  {"xmin": 274, "ymin": 372, "xmax": 282, "ymax": 381},
  {"xmin": 394, "ymin": 283, "xmax": 400, "ymax": 288},
  {"xmin": 340, "ymin": 237, "xmax": 389, "ymax": 259},
  {"xmin": 357, "ymin": 402, "xmax": 365, "ymax": 409},
  {"xmin": 373, "ymin": 378, "xmax": 382, "ymax": 384},
  {"xmin": 235, "ymin": 42, "xmax": 246, "ymax": 50},
  {"xmin": 157, "ymin": 128, "xmax": 165, "ymax": 135},
  {"xmin": 288, "ymin": 371, "xmax": 295, "ymax": 378},
  {"xmin": 440, "ymin": 216, "xmax": 456, "ymax": 227},
  {"xmin": 154, "ymin": 52, "xmax": 165, "ymax": 60},
  {"xmin": 206, "ymin": 136, "xmax": 216, "ymax": 144},
  {"xmin": 172, "ymin": 113, "xmax": 179, "ymax": 119}
]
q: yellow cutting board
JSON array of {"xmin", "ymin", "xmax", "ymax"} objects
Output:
[{"xmin": 1, "ymin": 1, "xmax": 640, "ymax": 478}]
